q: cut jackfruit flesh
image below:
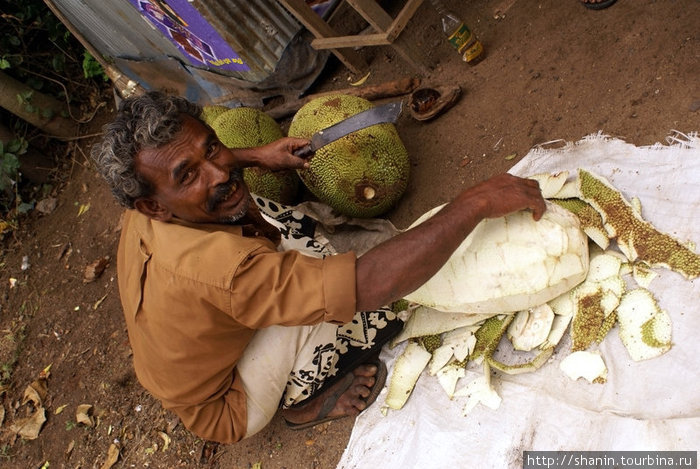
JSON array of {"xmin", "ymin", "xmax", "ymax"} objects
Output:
[{"xmin": 405, "ymin": 201, "xmax": 589, "ymax": 313}]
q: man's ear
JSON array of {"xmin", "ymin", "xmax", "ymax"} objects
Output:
[{"xmin": 133, "ymin": 197, "xmax": 172, "ymax": 222}]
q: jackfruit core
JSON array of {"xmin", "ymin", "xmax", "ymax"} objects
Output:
[
  {"xmin": 208, "ymin": 107, "xmax": 300, "ymax": 205},
  {"xmin": 288, "ymin": 94, "xmax": 410, "ymax": 218}
]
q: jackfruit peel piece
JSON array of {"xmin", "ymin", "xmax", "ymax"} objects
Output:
[
  {"xmin": 583, "ymin": 227, "xmax": 611, "ymax": 251},
  {"xmin": 630, "ymin": 196, "xmax": 642, "ymax": 216},
  {"xmin": 443, "ymin": 326, "xmax": 478, "ymax": 362},
  {"xmin": 390, "ymin": 306, "xmax": 491, "ymax": 348},
  {"xmin": 586, "ymin": 250, "xmax": 623, "ymax": 283},
  {"xmin": 470, "ymin": 315, "xmax": 513, "ymax": 363},
  {"xmin": 632, "ymin": 262, "xmax": 657, "ymax": 288},
  {"xmin": 598, "ymin": 274, "xmax": 625, "ymax": 300},
  {"xmin": 385, "ymin": 342, "xmax": 432, "ymax": 410},
  {"xmin": 539, "ymin": 314, "xmax": 572, "ymax": 350},
  {"xmin": 551, "ymin": 180, "xmax": 581, "ymax": 199},
  {"xmin": 559, "ymin": 350, "xmax": 607, "ymax": 383},
  {"xmin": 429, "ymin": 343, "xmax": 456, "ymax": 376},
  {"xmin": 595, "ymin": 311, "xmax": 617, "ymax": 344},
  {"xmin": 570, "ymin": 283, "xmax": 605, "ymax": 352},
  {"xmin": 454, "ymin": 364, "xmax": 502, "ymax": 415},
  {"xmin": 616, "ymin": 288, "xmax": 672, "ymax": 361},
  {"xmin": 507, "ymin": 304, "xmax": 555, "ymax": 351},
  {"xmin": 577, "ymin": 168, "xmax": 700, "ymax": 279},
  {"xmin": 527, "ymin": 171, "xmax": 569, "ymax": 199},
  {"xmin": 552, "ymin": 198, "xmax": 609, "ymax": 250},
  {"xmin": 547, "ymin": 290, "xmax": 575, "ymax": 317},
  {"xmin": 487, "ymin": 346, "xmax": 554, "ymax": 375},
  {"xmin": 437, "ymin": 363, "xmax": 466, "ymax": 399}
]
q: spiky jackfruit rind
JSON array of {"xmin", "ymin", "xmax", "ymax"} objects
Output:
[
  {"xmin": 201, "ymin": 105, "xmax": 230, "ymax": 126},
  {"xmin": 210, "ymin": 107, "xmax": 300, "ymax": 205},
  {"xmin": 288, "ymin": 94, "xmax": 410, "ymax": 218},
  {"xmin": 596, "ymin": 311, "xmax": 617, "ymax": 344},
  {"xmin": 577, "ymin": 169, "xmax": 700, "ymax": 279},
  {"xmin": 487, "ymin": 346, "xmax": 554, "ymax": 375},
  {"xmin": 419, "ymin": 334, "xmax": 442, "ymax": 354},
  {"xmin": 571, "ymin": 287, "xmax": 605, "ymax": 352},
  {"xmin": 470, "ymin": 315, "xmax": 513, "ymax": 362}
]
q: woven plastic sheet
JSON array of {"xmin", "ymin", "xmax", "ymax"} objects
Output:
[{"xmin": 337, "ymin": 132, "xmax": 700, "ymax": 469}]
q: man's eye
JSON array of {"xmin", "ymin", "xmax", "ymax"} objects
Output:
[
  {"xmin": 207, "ymin": 141, "xmax": 220, "ymax": 158},
  {"xmin": 181, "ymin": 168, "xmax": 196, "ymax": 184}
]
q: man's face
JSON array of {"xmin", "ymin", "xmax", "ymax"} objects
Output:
[{"xmin": 134, "ymin": 114, "xmax": 251, "ymax": 224}]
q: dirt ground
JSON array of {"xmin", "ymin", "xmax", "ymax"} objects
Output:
[{"xmin": 0, "ymin": 0, "xmax": 698, "ymax": 467}]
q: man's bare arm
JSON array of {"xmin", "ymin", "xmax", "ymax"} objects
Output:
[
  {"xmin": 355, "ymin": 174, "xmax": 546, "ymax": 311},
  {"xmin": 230, "ymin": 137, "xmax": 311, "ymax": 171}
]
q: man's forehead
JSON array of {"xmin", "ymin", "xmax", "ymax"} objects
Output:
[{"xmin": 135, "ymin": 116, "xmax": 209, "ymax": 173}]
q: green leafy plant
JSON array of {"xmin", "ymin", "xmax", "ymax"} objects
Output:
[
  {"xmin": 0, "ymin": 137, "xmax": 27, "ymax": 193},
  {"xmin": 82, "ymin": 51, "xmax": 108, "ymax": 82}
]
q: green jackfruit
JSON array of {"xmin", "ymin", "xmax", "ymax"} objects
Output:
[
  {"xmin": 210, "ymin": 107, "xmax": 300, "ymax": 205},
  {"xmin": 201, "ymin": 105, "xmax": 230, "ymax": 127},
  {"xmin": 287, "ymin": 94, "xmax": 410, "ymax": 218}
]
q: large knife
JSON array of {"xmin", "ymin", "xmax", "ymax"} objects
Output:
[{"xmin": 293, "ymin": 101, "xmax": 403, "ymax": 157}]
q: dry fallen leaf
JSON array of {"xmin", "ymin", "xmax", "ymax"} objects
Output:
[
  {"xmin": 100, "ymin": 443, "xmax": 120, "ymax": 469},
  {"xmin": 54, "ymin": 404, "xmax": 68, "ymax": 415},
  {"xmin": 83, "ymin": 257, "xmax": 110, "ymax": 283},
  {"xmin": 349, "ymin": 71, "xmax": 370, "ymax": 86},
  {"xmin": 10, "ymin": 407, "xmax": 46, "ymax": 440},
  {"xmin": 23, "ymin": 378, "xmax": 48, "ymax": 407},
  {"xmin": 77, "ymin": 203, "xmax": 90, "ymax": 216},
  {"xmin": 66, "ymin": 440, "xmax": 75, "ymax": 458},
  {"xmin": 158, "ymin": 431, "xmax": 171, "ymax": 452},
  {"xmin": 76, "ymin": 404, "xmax": 95, "ymax": 427}
]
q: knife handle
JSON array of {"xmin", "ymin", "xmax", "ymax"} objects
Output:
[{"xmin": 293, "ymin": 144, "xmax": 314, "ymax": 158}]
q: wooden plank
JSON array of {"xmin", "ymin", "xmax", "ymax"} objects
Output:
[
  {"xmin": 277, "ymin": 0, "xmax": 367, "ymax": 74},
  {"xmin": 346, "ymin": 0, "xmax": 393, "ymax": 31},
  {"xmin": 386, "ymin": 0, "xmax": 424, "ymax": 42},
  {"xmin": 311, "ymin": 33, "xmax": 391, "ymax": 50}
]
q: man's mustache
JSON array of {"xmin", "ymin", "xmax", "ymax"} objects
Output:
[{"xmin": 207, "ymin": 169, "xmax": 244, "ymax": 212}]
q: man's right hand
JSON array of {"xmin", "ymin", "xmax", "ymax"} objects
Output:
[
  {"xmin": 456, "ymin": 173, "xmax": 546, "ymax": 221},
  {"xmin": 354, "ymin": 173, "xmax": 546, "ymax": 312}
]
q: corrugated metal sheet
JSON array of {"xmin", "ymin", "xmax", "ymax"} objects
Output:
[{"xmin": 49, "ymin": 0, "xmax": 331, "ymax": 105}]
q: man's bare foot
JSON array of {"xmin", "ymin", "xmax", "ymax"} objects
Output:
[{"xmin": 282, "ymin": 362, "xmax": 386, "ymax": 429}]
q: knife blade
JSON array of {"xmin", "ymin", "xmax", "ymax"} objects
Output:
[{"xmin": 293, "ymin": 101, "xmax": 403, "ymax": 157}]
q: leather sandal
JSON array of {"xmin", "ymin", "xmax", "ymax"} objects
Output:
[
  {"xmin": 409, "ymin": 85, "xmax": 462, "ymax": 121},
  {"xmin": 285, "ymin": 359, "xmax": 387, "ymax": 430},
  {"xmin": 580, "ymin": 0, "xmax": 617, "ymax": 10}
]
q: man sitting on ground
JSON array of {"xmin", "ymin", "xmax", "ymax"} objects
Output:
[{"xmin": 91, "ymin": 91, "xmax": 545, "ymax": 443}]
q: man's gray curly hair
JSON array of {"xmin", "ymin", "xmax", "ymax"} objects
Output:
[{"xmin": 91, "ymin": 91, "xmax": 202, "ymax": 208}]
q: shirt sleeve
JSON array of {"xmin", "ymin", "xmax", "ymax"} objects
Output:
[
  {"xmin": 164, "ymin": 371, "xmax": 248, "ymax": 444},
  {"xmin": 229, "ymin": 249, "xmax": 358, "ymax": 328}
]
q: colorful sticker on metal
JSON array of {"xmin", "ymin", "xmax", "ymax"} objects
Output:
[{"xmin": 129, "ymin": 0, "xmax": 250, "ymax": 72}]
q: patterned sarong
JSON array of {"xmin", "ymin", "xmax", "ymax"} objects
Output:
[{"xmin": 254, "ymin": 196, "xmax": 403, "ymax": 408}]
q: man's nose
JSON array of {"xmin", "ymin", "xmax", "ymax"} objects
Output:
[{"xmin": 204, "ymin": 160, "xmax": 229, "ymax": 185}]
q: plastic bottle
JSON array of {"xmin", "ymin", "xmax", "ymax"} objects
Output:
[{"xmin": 430, "ymin": 0, "xmax": 484, "ymax": 64}]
